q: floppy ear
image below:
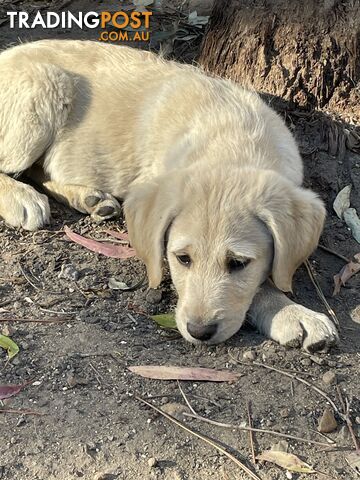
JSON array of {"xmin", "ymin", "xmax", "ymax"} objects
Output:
[
  {"xmin": 123, "ymin": 173, "xmax": 183, "ymax": 288},
  {"xmin": 255, "ymin": 173, "xmax": 326, "ymax": 292}
]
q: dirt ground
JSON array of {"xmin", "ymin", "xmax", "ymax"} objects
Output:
[{"xmin": 0, "ymin": 1, "xmax": 359, "ymax": 480}]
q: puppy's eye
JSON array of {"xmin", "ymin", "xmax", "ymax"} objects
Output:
[
  {"xmin": 227, "ymin": 258, "xmax": 250, "ymax": 273},
  {"xmin": 176, "ymin": 254, "xmax": 192, "ymax": 267}
]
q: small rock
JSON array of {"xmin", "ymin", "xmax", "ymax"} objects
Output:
[
  {"xmin": 148, "ymin": 457, "xmax": 157, "ymax": 468},
  {"xmin": 322, "ymin": 370, "xmax": 337, "ymax": 386},
  {"xmin": 161, "ymin": 403, "xmax": 188, "ymax": 421},
  {"xmin": 94, "ymin": 473, "xmax": 117, "ymax": 480},
  {"xmin": 270, "ymin": 440, "xmax": 288, "ymax": 452},
  {"xmin": 280, "ymin": 408, "xmax": 291, "ymax": 418},
  {"xmin": 243, "ymin": 350, "xmax": 256, "ymax": 361},
  {"xmin": 1, "ymin": 325, "xmax": 15, "ymax": 336},
  {"xmin": 300, "ymin": 358, "xmax": 312, "ymax": 367},
  {"xmin": 318, "ymin": 407, "xmax": 337, "ymax": 433},
  {"xmin": 58, "ymin": 263, "xmax": 80, "ymax": 281},
  {"xmin": 355, "ymin": 416, "xmax": 360, "ymax": 425},
  {"xmin": 67, "ymin": 373, "xmax": 89, "ymax": 388},
  {"xmin": 146, "ymin": 289, "xmax": 162, "ymax": 305}
]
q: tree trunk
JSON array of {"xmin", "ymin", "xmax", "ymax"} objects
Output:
[{"xmin": 198, "ymin": 0, "xmax": 360, "ymax": 126}]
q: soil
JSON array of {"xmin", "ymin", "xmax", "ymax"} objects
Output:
[{"xmin": 0, "ymin": 1, "xmax": 359, "ymax": 480}]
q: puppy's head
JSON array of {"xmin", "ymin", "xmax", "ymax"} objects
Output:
[{"xmin": 124, "ymin": 166, "xmax": 325, "ymax": 344}]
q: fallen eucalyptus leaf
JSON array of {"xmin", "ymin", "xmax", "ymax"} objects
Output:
[
  {"xmin": 344, "ymin": 208, "xmax": 360, "ymax": 244},
  {"xmin": 151, "ymin": 313, "xmax": 177, "ymax": 329},
  {"xmin": 0, "ymin": 381, "xmax": 30, "ymax": 400},
  {"xmin": 64, "ymin": 226, "xmax": 136, "ymax": 259},
  {"xmin": 0, "ymin": 334, "xmax": 19, "ymax": 359},
  {"xmin": 257, "ymin": 450, "xmax": 316, "ymax": 473},
  {"xmin": 129, "ymin": 365, "xmax": 240, "ymax": 382},
  {"xmin": 333, "ymin": 252, "xmax": 360, "ymax": 295},
  {"xmin": 333, "ymin": 185, "xmax": 351, "ymax": 219}
]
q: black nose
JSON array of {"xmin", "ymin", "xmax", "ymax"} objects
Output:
[{"xmin": 187, "ymin": 322, "xmax": 218, "ymax": 341}]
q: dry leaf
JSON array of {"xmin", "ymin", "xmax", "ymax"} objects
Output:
[
  {"xmin": 344, "ymin": 208, "xmax": 360, "ymax": 244},
  {"xmin": 0, "ymin": 381, "xmax": 31, "ymax": 400},
  {"xmin": 64, "ymin": 226, "xmax": 136, "ymax": 259},
  {"xmin": 257, "ymin": 450, "xmax": 316, "ymax": 473},
  {"xmin": 333, "ymin": 185, "xmax": 351, "ymax": 219},
  {"xmin": 333, "ymin": 252, "xmax": 360, "ymax": 295},
  {"xmin": 128, "ymin": 365, "xmax": 240, "ymax": 382}
]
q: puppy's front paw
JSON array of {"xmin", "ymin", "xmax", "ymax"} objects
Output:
[
  {"xmin": 271, "ymin": 305, "xmax": 339, "ymax": 353},
  {"xmin": 0, "ymin": 184, "xmax": 50, "ymax": 231}
]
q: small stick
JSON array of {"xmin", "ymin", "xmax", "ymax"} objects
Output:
[
  {"xmin": 247, "ymin": 401, "xmax": 256, "ymax": 464},
  {"xmin": 0, "ymin": 318, "xmax": 69, "ymax": 323},
  {"xmin": 177, "ymin": 380, "xmax": 197, "ymax": 416},
  {"xmin": 183, "ymin": 412, "xmax": 334, "ymax": 447},
  {"xmin": 336, "ymin": 386, "xmax": 360, "ymax": 453},
  {"xmin": 136, "ymin": 396, "xmax": 262, "ymax": 480},
  {"xmin": 0, "ymin": 408, "xmax": 45, "ymax": 415},
  {"xmin": 318, "ymin": 244, "xmax": 350, "ymax": 263},
  {"xmin": 304, "ymin": 260, "xmax": 340, "ymax": 328},
  {"xmin": 232, "ymin": 356, "xmax": 340, "ymax": 415}
]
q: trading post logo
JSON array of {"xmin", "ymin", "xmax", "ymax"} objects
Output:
[{"xmin": 6, "ymin": 10, "xmax": 152, "ymax": 43}]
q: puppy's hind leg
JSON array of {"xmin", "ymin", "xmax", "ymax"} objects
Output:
[{"xmin": 28, "ymin": 166, "xmax": 121, "ymax": 222}]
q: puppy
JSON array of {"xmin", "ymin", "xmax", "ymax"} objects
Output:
[{"xmin": 0, "ymin": 40, "xmax": 338, "ymax": 351}]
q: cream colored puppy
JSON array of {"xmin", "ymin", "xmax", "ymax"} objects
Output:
[{"xmin": 0, "ymin": 40, "xmax": 338, "ymax": 351}]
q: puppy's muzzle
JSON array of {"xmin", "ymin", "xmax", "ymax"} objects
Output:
[{"xmin": 187, "ymin": 321, "xmax": 218, "ymax": 341}]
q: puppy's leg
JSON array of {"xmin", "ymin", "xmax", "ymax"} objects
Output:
[
  {"xmin": 0, "ymin": 60, "xmax": 73, "ymax": 230},
  {"xmin": 0, "ymin": 174, "xmax": 50, "ymax": 230},
  {"xmin": 248, "ymin": 280, "xmax": 339, "ymax": 352},
  {"xmin": 28, "ymin": 166, "xmax": 121, "ymax": 222}
]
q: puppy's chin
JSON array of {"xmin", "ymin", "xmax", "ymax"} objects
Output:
[{"xmin": 175, "ymin": 311, "xmax": 246, "ymax": 345}]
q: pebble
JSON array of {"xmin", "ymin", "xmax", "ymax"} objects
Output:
[
  {"xmin": 58, "ymin": 263, "xmax": 80, "ymax": 281},
  {"xmin": 322, "ymin": 370, "xmax": 337, "ymax": 385},
  {"xmin": 243, "ymin": 350, "xmax": 256, "ymax": 361},
  {"xmin": 355, "ymin": 416, "xmax": 360, "ymax": 425},
  {"xmin": 148, "ymin": 457, "xmax": 157, "ymax": 468},
  {"xmin": 300, "ymin": 358, "xmax": 312, "ymax": 367},
  {"xmin": 1, "ymin": 325, "xmax": 14, "ymax": 336},
  {"xmin": 318, "ymin": 407, "xmax": 337, "ymax": 433},
  {"xmin": 94, "ymin": 473, "xmax": 116, "ymax": 480},
  {"xmin": 280, "ymin": 408, "xmax": 291, "ymax": 418},
  {"xmin": 161, "ymin": 403, "xmax": 188, "ymax": 421},
  {"xmin": 146, "ymin": 289, "xmax": 163, "ymax": 305}
]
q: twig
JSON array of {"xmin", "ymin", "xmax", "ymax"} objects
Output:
[
  {"xmin": 136, "ymin": 396, "xmax": 262, "ymax": 480},
  {"xmin": 177, "ymin": 380, "xmax": 197, "ymax": 416},
  {"xmin": 304, "ymin": 260, "xmax": 340, "ymax": 328},
  {"xmin": 231, "ymin": 356, "xmax": 340, "ymax": 415},
  {"xmin": 183, "ymin": 412, "xmax": 334, "ymax": 447},
  {"xmin": 247, "ymin": 401, "xmax": 256, "ymax": 464},
  {"xmin": 0, "ymin": 317, "xmax": 69, "ymax": 323},
  {"xmin": 0, "ymin": 408, "xmax": 45, "ymax": 415},
  {"xmin": 318, "ymin": 244, "xmax": 350, "ymax": 263},
  {"xmin": 336, "ymin": 386, "xmax": 360, "ymax": 453}
]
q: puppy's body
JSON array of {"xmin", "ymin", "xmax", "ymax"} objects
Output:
[{"xmin": 0, "ymin": 40, "xmax": 338, "ymax": 350}]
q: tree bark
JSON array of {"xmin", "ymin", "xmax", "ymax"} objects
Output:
[{"xmin": 198, "ymin": 0, "xmax": 360, "ymax": 126}]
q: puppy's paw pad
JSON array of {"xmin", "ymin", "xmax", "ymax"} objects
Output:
[{"xmin": 90, "ymin": 197, "xmax": 121, "ymax": 222}]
